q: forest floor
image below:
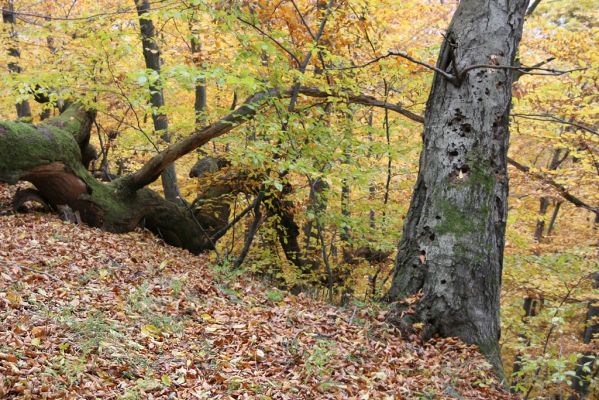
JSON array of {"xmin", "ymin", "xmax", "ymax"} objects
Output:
[{"xmin": 0, "ymin": 183, "xmax": 512, "ymax": 399}]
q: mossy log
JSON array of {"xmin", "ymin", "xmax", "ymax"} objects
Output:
[{"xmin": 0, "ymin": 104, "xmax": 229, "ymax": 253}]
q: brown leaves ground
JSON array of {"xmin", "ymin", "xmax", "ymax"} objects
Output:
[{"xmin": 0, "ymin": 183, "xmax": 512, "ymax": 399}]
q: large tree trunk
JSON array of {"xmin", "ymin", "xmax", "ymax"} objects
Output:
[{"xmin": 385, "ymin": 0, "xmax": 528, "ymax": 376}]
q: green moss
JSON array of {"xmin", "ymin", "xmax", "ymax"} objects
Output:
[
  {"xmin": 438, "ymin": 155, "xmax": 495, "ymax": 238},
  {"xmin": 468, "ymin": 158, "xmax": 495, "ymax": 193},
  {"xmin": 448, "ymin": 155, "xmax": 495, "ymax": 194},
  {"xmin": 0, "ymin": 120, "xmax": 82, "ymax": 183},
  {"xmin": 436, "ymin": 199, "xmax": 479, "ymax": 236},
  {"xmin": 43, "ymin": 103, "xmax": 91, "ymax": 143}
]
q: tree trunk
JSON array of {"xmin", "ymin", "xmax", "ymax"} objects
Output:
[
  {"xmin": 2, "ymin": 0, "xmax": 32, "ymax": 120},
  {"xmin": 568, "ymin": 272, "xmax": 599, "ymax": 400},
  {"xmin": 134, "ymin": 0, "xmax": 180, "ymax": 202},
  {"xmin": 534, "ymin": 148, "xmax": 568, "ymax": 241},
  {"xmin": 385, "ymin": 0, "xmax": 528, "ymax": 376},
  {"xmin": 534, "ymin": 196, "xmax": 551, "ymax": 241},
  {"xmin": 0, "ymin": 104, "xmax": 234, "ymax": 254},
  {"xmin": 546, "ymin": 200, "xmax": 562, "ymax": 236},
  {"xmin": 511, "ymin": 294, "xmax": 544, "ymax": 392}
]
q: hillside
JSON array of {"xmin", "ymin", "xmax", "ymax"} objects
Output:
[{"xmin": 0, "ymin": 183, "xmax": 511, "ymax": 399}]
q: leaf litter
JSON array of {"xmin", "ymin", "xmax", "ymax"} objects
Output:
[{"xmin": 0, "ymin": 183, "xmax": 512, "ymax": 399}]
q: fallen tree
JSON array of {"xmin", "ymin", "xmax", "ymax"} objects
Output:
[
  {"xmin": 1, "ymin": 84, "xmax": 595, "ymax": 257},
  {"xmin": 0, "ymin": 104, "xmax": 236, "ymax": 253}
]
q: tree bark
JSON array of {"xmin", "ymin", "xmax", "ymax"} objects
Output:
[
  {"xmin": 385, "ymin": 0, "xmax": 529, "ymax": 376},
  {"xmin": 546, "ymin": 200, "xmax": 562, "ymax": 236},
  {"xmin": 134, "ymin": 0, "xmax": 180, "ymax": 202},
  {"xmin": 511, "ymin": 294, "xmax": 544, "ymax": 392},
  {"xmin": 2, "ymin": 0, "xmax": 32, "ymax": 120}
]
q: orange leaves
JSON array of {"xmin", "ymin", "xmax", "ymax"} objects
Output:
[{"xmin": 0, "ymin": 182, "xmax": 510, "ymax": 398}]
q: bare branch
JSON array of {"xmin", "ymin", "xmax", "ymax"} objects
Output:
[
  {"xmin": 330, "ymin": 51, "xmax": 455, "ymax": 81},
  {"xmin": 458, "ymin": 63, "xmax": 586, "ymax": 79},
  {"xmin": 512, "ymin": 113, "xmax": 598, "ymax": 137},
  {"xmin": 513, "ymin": 57, "xmax": 555, "ymax": 81},
  {"xmin": 2, "ymin": 0, "xmax": 175, "ymax": 22},
  {"xmin": 296, "ymin": 86, "xmax": 424, "ymax": 123},
  {"xmin": 526, "ymin": 0, "xmax": 543, "ymax": 16},
  {"xmin": 236, "ymin": 16, "xmax": 302, "ymax": 67}
]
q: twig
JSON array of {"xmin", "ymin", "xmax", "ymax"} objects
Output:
[
  {"xmin": 211, "ymin": 194, "xmax": 261, "ymax": 242},
  {"xmin": 236, "ymin": 16, "xmax": 302, "ymax": 67},
  {"xmin": 4, "ymin": 263, "xmax": 61, "ymax": 282},
  {"xmin": 330, "ymin": 51, "xmax": 455, "ymax": 81},
  {"xmin": 3, "ymin": 0, "xmax": 175, "ymax": 22},
  {"xmin": 457, "ymin": 63, "xmax": 586, "ymax": 80}
]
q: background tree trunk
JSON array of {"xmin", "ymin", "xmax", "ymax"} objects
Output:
[
  {"xmin": 385, "ymin": 0, "xmax": 529, "ymax": 376},
  {"xmin": 135, "ymin": 0, "xmax": 180, "ymax": 202},
  {"xmin": 568, "ymin": 272, "xmax": 599, "ymax": 400},
  {"xmin": 2, "ymin": 0, "xmax": 32, "ymax": 120},
  {"xmin": 534, "ymin": 148, "xmax": 568, "ymax": 241}
]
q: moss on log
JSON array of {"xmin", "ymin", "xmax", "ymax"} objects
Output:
[{"xmin": 0, "ymin": 104, "xmax": 227, "ymax": 253}]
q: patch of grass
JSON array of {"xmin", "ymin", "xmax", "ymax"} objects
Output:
[
  {"xmin": 266, "ymin": 289, "xmax": 284, "ymax": 302},
  {"xmin": 305, "ymin": 339, "xmax": 336, "ymax": 378},
  {"xmin": 168, "ymin": 275, "xmax": 186, "ymax": 297},
  {"xmin": 126, "ymin": 283, "xmax": 182, "ymax": 332},
  {"xmin": 119, "ymin": 373, "xmax": 164, "ymax": 400},
  {"xmin": 64, "ymin": 311, "xmax": 118, "ymax": 355}
]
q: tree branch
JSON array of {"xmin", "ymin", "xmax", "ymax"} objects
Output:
[
  {"xmin": 236, "ymin": 16, "xmax": 302, "ymax": 67},
  {"xmin": 121, "ymin": 86, "xmax": 596, "ymax": 216},
  {"xmin": 296, "ymin": 86, "xmax": 424, "ymax": 123},
  {"xmin": 457, "ymin": 63, "xmax": 586, "ymax": 80},
  {"xmin": 330, "ymin": 51, "xmax": 455, "ymax": 81},
  {"xmin": 507, "ymin": 157, "xmax": 598, "ymax": 216},
  {"xmin": 123, "ymin": 90, "xmax": 277, "ymax": 192},
  {"xmin": 512, "ymin": 113, "xmax": 598, "ymax": 137},
  {"xmin": 526, "ymin": 0, "xmax": 543, "ymax": 16}
]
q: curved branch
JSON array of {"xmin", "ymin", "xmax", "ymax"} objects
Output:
[
  {"xmin": 123, "ymin": 90, "xmax": 277, "ymax": 191},
  {"xmin": 512, "ymin": 113, "xmax": 598, "ymax": 137}
]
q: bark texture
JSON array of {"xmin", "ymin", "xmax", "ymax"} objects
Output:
[{"xmin": 385, "ymin": 0, "xmax": 529, "ymax": 375}]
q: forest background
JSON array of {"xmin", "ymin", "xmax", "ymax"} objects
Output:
[{"xmin": 0, "ymin": 0, "xmax": 597, "ymax": 398}]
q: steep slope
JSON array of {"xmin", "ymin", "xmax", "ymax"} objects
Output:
[{"xmin": 0, "ymin": 183, "xmax": 511, "ymax": 399}]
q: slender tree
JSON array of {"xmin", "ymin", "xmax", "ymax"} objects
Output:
[
  {"xmin": 2, "ymin": 0, "xmax": 32, "ymax": 120},
  {"xmin": 134, "ymin": 0, "xmax": 180, "ymax": 202},
  {"xmin": 385, "ymin": 0, "xmax": 529, "ymax": 375}
]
